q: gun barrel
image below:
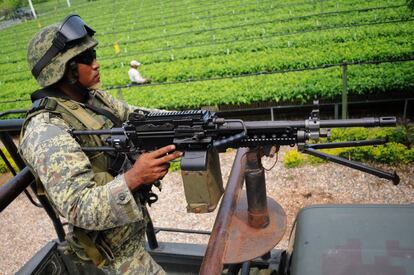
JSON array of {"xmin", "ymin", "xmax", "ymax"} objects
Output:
[
  {"xmin": 71, "ymin": 128, "xmax": 124, "ymax": 135},
  {"xmin": 319, "ymin": 117, "xmax": 396, "ymax": 128},
  {"xmin": 221, "ymin": 117, "xmax": 397, "ymax": 132}
]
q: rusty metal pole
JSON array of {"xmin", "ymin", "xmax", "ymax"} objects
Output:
[
  {"xmin": 200, "ymin": 148, "xmax": 287, "ymax": 274},
  {"xmin": 245, "ymin": 148, "xmax": 269, "ymax": 228},
  {"xmin": 199, "ymin": 148, "xmax": 248, "ymax": 275}
]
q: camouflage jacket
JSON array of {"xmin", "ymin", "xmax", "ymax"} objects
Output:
[{"xmin": 19, "ymin": 89, "xmax": 159, "ymax": 261}]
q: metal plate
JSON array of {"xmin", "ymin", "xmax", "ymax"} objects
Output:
[{"xmin": 223, "ymin": 193, "xmax": 287, "ymax": 264}]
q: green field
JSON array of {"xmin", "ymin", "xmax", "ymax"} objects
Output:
[{"xmin": 0, "ymin": 0, "xmax": 413, "ymax": 112}]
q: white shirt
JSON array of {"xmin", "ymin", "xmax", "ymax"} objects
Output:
[{"xmin": 128, "ymin": 67, "xmax": 146, "ymax": 84}]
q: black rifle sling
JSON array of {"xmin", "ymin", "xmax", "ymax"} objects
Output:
[{"xmin": 83, "ymin": 103, "xmax": 122, "ymax": 127}]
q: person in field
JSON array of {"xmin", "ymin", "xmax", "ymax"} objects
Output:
[{"xmin": 128, "ymin": 60, "xmax": 151, "ymax": 85}]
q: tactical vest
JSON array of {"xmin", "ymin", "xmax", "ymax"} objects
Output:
[
  {"xmin": 19, "ymin": 90, "xmax": 135, "ymax": 267},
  {"xmin": 21, "ymin": 91, "xmax": 121, "ymax": 187}
]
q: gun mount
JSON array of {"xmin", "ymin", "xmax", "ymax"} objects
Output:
[{"xmin": 68, "ymin": 107, "xmax": 402, "ymax": 272}]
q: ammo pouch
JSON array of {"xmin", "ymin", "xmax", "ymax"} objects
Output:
[
  {"xmin": 67, "ymin": 227, "xmax": 115, "ymax": 268},
  {"xmin": 181, "ymin": 149, "xmax": 224, "ymax": 213}
]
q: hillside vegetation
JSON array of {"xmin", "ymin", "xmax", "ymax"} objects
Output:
[{"xmin": 0, "ymin": 0, "xmax": 413, "ymax": 112}]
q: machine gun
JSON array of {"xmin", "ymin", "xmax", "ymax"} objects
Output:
[
  {"xmin": 2, "ymin": 106, "xmax": 409, "ymax": 275},
  {"xmin": 71, "ymin": 106, "xmax": 400, "ymax": 214}
]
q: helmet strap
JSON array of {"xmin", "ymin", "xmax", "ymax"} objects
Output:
[{"xmin": 68, "ymin": 60, "xmax": 79, "ymax": 85}]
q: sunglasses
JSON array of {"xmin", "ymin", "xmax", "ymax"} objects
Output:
[
  {"xmin": 73, "ymin": 49, "xmax": 97, "ymax": 65},
  {"xmin": 32, "ymin": 14, "xmax": 95, "ymax": 77}
]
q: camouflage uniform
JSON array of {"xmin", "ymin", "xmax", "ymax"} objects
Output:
[
  {"xmin": 20, "ymin": 89, "xmax": 165, "ymax": 274},
  {"xmin": 21, "ymin": 16, "xmax": 165, "ymax": 274}
]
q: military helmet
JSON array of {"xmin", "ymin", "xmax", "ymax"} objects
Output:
[{"xmin": 27, "ymin": 15, "xmax": 98, "ymax": 87}]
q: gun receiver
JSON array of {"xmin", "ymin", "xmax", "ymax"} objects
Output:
[{"xmin": 71, "ymin": 109, "xmax": 399, "ymax": 184}]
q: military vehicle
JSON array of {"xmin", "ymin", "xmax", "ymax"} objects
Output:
[
  {"xmin": 13, "ymin": 7, "xmax": 34, "ymax": 20},
  {"xmin": 0, "ymin": 105, "xmax": 413, "ymax": 275}
]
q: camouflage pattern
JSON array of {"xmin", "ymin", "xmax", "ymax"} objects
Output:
[
  {"xmin": 27, "ymin": 24, "xmax": 98, "ymax": 87},
  {"xmin": 103, "ymin": 232, "xmax": 165, "ymax": 274},
  {"xmin": 19, "ymin": 89, "xmax": 164, "ymax": 274}
]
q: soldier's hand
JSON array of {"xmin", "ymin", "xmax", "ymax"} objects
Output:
[{"xmin": 124, "ymin": 145, "xmax": 182, "ymax": 191}]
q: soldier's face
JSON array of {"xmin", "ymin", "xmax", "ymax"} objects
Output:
[{"xmin": 77, "ymin": 58, "xmax": 100, "ymax": 88}]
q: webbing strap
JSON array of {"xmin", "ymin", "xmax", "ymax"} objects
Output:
[
  {"xmin": 29, "ymin": 88, "xmax": 122, "ymax": 127},
  {"xmin": 84, "ymin": 103, "xmax": 122, "ymax": 127},
  {"xmin": 30, "ymin": 96, "xmax": 122, "ymax": 130},
  {"xmin": 29, "ymin": 97, "xmax": 58, "ymax": 114},
  {"xmin": 56, "ymin": 100, "xmax": 104, "ymax": 130},
  {"xmin": 31, "ymin": 44, "xmax": 63, "ymax": 78}
]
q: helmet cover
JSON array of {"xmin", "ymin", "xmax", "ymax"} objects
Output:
[{"xmin": 27, "ymin": 23, "xmax": 98, "ymax": 87}]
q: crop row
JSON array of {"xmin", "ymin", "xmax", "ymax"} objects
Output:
[
  {"xmin": 0, "ymin": 6, "xmax": 410, "ymax": 74},
  {"xmin": 2, "ymin": 20, "xmax": 411, "ymax": 83},
  {"xmin": 0, "ymin": 0, "xmax": 412, "ymax": 114},
  {"xmin": 0, "ymin": 22, "xmax": 412, "ymax": 109},
  {"xmin": 1, "ymin": 60, "xmax": 412, "ymax": 114},
  {"xmin": 0, "ymin": 0, "xmax": 403, "ymax": 54},
  {"xmin": 0, "ymin": 0, "xmax": 301, "ymax": 44},
  {"xmin": 110, "ymin": 61, "xmax": 414, "ymax": 110}
]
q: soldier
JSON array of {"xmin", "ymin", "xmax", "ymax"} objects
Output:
[{"xmin": 19, "ymin": 14, "xmax": 181, "ymax": 274}]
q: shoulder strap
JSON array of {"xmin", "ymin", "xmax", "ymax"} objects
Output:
[
  {"xmin": 89, "ymin": 90, "xmax": 123, "ymax": 127},
  {"xmin": 83, "ymin": 103, "xmax": 122, "ymax": 127},
  {"xmin": 28, "ymin": 96, "xmax": 122, "ymax": 129},
  {"xmin": 55, "ymin": 99, "xmax": 105, "ymax": 130},
  {"xmin": 28, "ymin": 97, "xmax": 58, "ymax": 115},
  {"xmin": 30, "ymin": 87, "xmax": 122, "ymax": 127}
]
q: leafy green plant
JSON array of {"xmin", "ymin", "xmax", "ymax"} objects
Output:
[
  {"xmin": 407, "ymin": 0, "xmax": 414, "ymax": 11},
  {"xmin": 0, "ymin": 149, "xmax": 18, "ymax": 174},
  {"xmin": 341, "ymin": 142, "xmax": 414, "ymax": 164},
  {"xmin": 169, "ymin": 159, "xmax": 181, "ymax": 172},
  {"xmin": 284, "ymin": 126, "xmax": 414, "ymax": 168},
  {"xmin": 0, "ymin": 0, "xmax": 413, "ymax": 113},
  {"xmin": 283, "ymin": 150, "xmax": 306, "ymax": 168}
]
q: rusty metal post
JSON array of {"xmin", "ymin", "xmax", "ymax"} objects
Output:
[
  {"xmin": 244, "ymin": 148, "xmax": 269, "ymax": 228},
  {"xmin": 200, "ymin": 148, "xmax": 287, "ymax": 274},
  {"xmin": 199, "ymin": 148, "xmax": 248, "ymax": 275}
]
